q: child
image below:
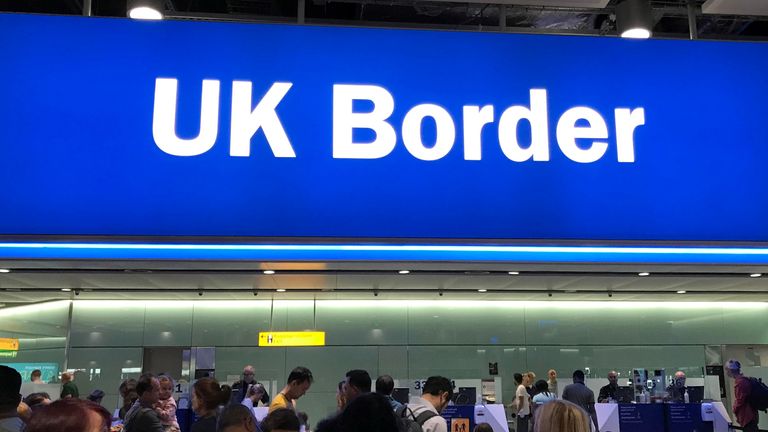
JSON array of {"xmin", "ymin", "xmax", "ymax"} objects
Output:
[{"xmin": 155, "ymin": 375, "xmax": 180, "ymax": 432}]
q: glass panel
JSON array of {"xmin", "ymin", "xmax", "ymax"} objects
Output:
[
  {"xmin": 191, "ymin": 302, "xmax": 271, "ymax": 346},
  {"xmin": 408, "ymin": 301, "xmax": 525, "ymax": 345},
  {"xmin": 67, "ymin": 347, "xmax": 143, "ymax": 413},
  {"xmin": 71, "ymin": 301, "xmax": 146, "ymax": 347},
  {"xmin": 316, "ymin": 301, "xmax": 407, "ymax": 345},
  {"xmin": 144, "ymin": 302, "xmax": 193, "ymax": 346}
]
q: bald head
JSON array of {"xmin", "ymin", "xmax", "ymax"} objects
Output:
[
  {"xmin": 674, "ymin": 371, "xmax": 686, "ymax": 388},
  {"xmin": 243, "ymin": 366, "xmax": 255, "ymax": 384},
  {"xmin": 608, "ymin": 371, "xmax": 618, "ymax": 386}
]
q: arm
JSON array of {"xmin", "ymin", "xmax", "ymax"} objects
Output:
[
  {"xmin": 733, "ymin": 378, "xmax": 750, "ymax": 416},
  {"xmin": 588, "ymin": 392, "xmax": 599, "ymax": 430},
  {"xmin": 155, "ymin": 398, "xmax": 177, "ymax": 422}
]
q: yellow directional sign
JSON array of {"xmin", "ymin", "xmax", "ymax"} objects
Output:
[
  {"xmin": 0, "ymin": 338, "xmax": 19, "ymax": 351},
  {"xmin": 258, "ymin": 331, "xmax": 325, "ymax": 347}
]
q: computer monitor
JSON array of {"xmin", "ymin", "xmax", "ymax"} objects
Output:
[
  {"xmin": 392, "ymin": 387, "xmax": 410, "ymax": 405},
  {"xmin": 451, "ymin": 387, "xmax": 476, "ymax": 405},
  {"xmin": 687, "ymin": 386, "xmax": 704, "ymax": 404},
  {"xmin": 616, "ymin": 386, "xmax": 634, "ymax": 403}
]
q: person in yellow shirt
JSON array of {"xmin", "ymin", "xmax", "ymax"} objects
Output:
[{"xmin": 268, "ymin": 367, "xmax": 313, "ymax": 413}]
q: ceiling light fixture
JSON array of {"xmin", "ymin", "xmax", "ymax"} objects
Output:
[
  {"xmin": 263, "ymin": 270, "xmax": 275, "ymax": 275},
  {"xmin": 638, "ymin": 272, "xmax": 650, "ymax": 276},
  {"xmin": 677, "ymin": 290, "xmax": 687, "ymax": 294},
  {"xmin": 127, "ymin": 0, "xmax": 164, "ymax": 20},
  {"xmin": 0, "ymin": 269, "xmax": 10, "ymax": 273},
  {"xmin": 276, "ymin": 289, "xmax": 287, "ymax": 292},
  {"xmin": 750, "ymin": 273, "xmax": 762, "ymax": 278},
  {"xmin": 61, "ymin": 288, "xmax": 72, "ymax": 292},
  {"xmin": 508, "ymin": 271, "xmax": 520, "ymax": 275},
  {"xmin": 398, "ymin": 270, "xmax": 410, "ymax": 275},
  {"xmin": 477, "ymin": 289, "xmax": 488, "ymax": 293},
  {"xmin": 617, "ymin": 0, "xmax": 653, "ymax": 39}
]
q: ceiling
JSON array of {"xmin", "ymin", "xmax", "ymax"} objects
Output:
[
  {"xmin": 2, "ymin": 0, "xmax": 768, "ymax": 40},
  {"xmin": 1, "ymin": 262, "xmax": 767, "ymax": 303}
]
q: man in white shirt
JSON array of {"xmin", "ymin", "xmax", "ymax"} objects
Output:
[
  {"xmin": 0, "ymin": 366, "xmax": 24, "ymax": 432},
  {"xmin": 407, "ymin": 376, "xmax": 454, "ymax": 432},
  {"xmin": 514, "ymin": 372, "xmax": 532, "ymax": 432}
]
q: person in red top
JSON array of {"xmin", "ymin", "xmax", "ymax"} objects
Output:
[{"xmin": 726, "ymin": 359, "xmax": 759, "ymax": 432}]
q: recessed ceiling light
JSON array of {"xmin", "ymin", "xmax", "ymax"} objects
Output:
[
  {"xmin": 750, "ymin": 273, "xmax": 762, "ymax": 278},
  {"xmin": 263, "ymin": 270, "xmax": 275, "ymax": 275},
  {"xmin": 398, "ymin": 270, "xmax": 410, "ymax": 275},
  {"xmin": 128, "ymin": 6, "xmax": 163, "ymax": 20},
  {"xmin": 0, "ymin": 269, "xmax": 9, "ymax": 273},
  {"xmin": 276, "ymin": 289, "xmax": 286, "ymax": 292},
  {"xmin": 638, "ymin": 272, "xmax": 650, "ymax": 276},
  {"xmin": 477, "ymin": 289, "xmax": 487, "ymax": 293},
  {"xmin": 508, "ymin": 271, "xmax": 520, "ymax": 275},
  {"xmin": 677, "ymin": 290, "xmax": 687, "ymax": 294},
  {"xmin": 621, "ymin": 28, "xmax": 651, "ymax": 39},
  {"xmin": 61, "ymin": 288, "xmax": 72, "ymax": 292}
]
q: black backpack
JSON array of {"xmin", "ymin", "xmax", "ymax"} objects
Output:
[
  {"xmin": 748, "ymin": 377, "xmax": 768, "ymax": 411},
  {"xmin": 396, "ymin": 405, "xmax": 439, "ymax": 432}
]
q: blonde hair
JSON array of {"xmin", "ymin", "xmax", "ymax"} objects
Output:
[
  {"xmin": 534, "ymin": 400, "xmax": 591, "ymax": 432},
  {"xmin": 525, "ymin": 371, "xmax": 537, "ymax": 381}
]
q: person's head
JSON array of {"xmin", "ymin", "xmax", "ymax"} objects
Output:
[
  {"xmin": 421, "ymin": 376, "xmax": 454, "ymax": 413},
  {"xmin": 343, "ymin": 369, "xmax": 372, "ymax": 402},
  {"xmin": 514, "ymin": 373, "xmax": 524, "ymax": 385},
  {"xmin": 534, "ymin": 399, "xmax": 591, "ymax": 432},
  {"xmin": 548, "ymin": 369, "xmax": 557, "ymax": 381},
  {"xmin": 119, "ymin": 378, "xmax": 137, "ymax": 399},
  {"xmin": 86, "ymin": 389, "xmax": 105, "ymax": 405},
  {"xmin": 474, "ymin": 423, "xmax": 494, "ymax": 432},
  {"xmin": 30, "ymin": 369, "xmax": 42, "ymax": 382},
  {"xmin": 25, "ymin": 398, "xmax": 111, "ymax": 432},
  {"xmin": 375, "ymin": 375, "xmax": 396, "ymax": 396},
  {"xmin": 137, "ymin": 373, "xmax": 161, "ymax": 406},
  {"xmin": 242, "ymin": 365, "xmax": 255, "ymax": 384},
  {"xmin": 247, "ymin": 382, "xmax": 269, "ymax": 404},
  {"xmin": 192, "ymin": 377, "xmax": 231, "ymax": 416},
  {"xmin": 607, "ymin": 371, "xmax": 618, "ymax": 386},
  {"xmin": 674, "ymin": 371, "xmax": 686, "ymax": 388},
  {"xmin": 158, "ymin": 375, "xmax": 174, "ymax": 401},
  {"xmin": 339, "ymin": 392, "xmax": 400, "ymax": 432},
  {"xmin": 534, "ymin": 379, "xmax": 550, "ymax": 394},
  {"xmin": 23, "ymin": 392, "xmax": 51, "ymax": 410},
  {"xmin": 0, "ymin": 365, "xmax": 22, "ymax": 413},
  {"xmin": 523, "ymin": 372, "xmax": 535, "ymax": 387},
  {"xmin": 297, "ymin": 412, "xmax": 308, "ymax": 428},
  {"xmin": 284, "ymin": 367, "xmax": 313, "ymax": 400},
  {"xmin": 726, "ymin": 359, "xmax": 742, "ymax": 378},
  {"xmin": 261, "ymin": 407, "xmax": 301, "ymax": 432},
  {"xmin": 61, "ymin": 372, "xmax": 73, "ymax": 383},
  {"xmin": 218, "ymin": 404, "xmax": 258, "ymax": 432},
  {"xmin": 572, "ymin": 370, "xmax": 585, "ymax": 384}
]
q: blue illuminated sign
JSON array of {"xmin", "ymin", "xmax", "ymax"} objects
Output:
[{"xmin": 1, "ymin": 14, "xmax": 768, "ymax": 243}]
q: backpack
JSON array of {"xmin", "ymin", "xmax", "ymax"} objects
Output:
[
  {"xmin": 396, "ymin": 405, "xmax": 439, "ymax": 432},
  {"xmin": 748, "ymin": 377, "xmax": 768, "ymax": 411}
]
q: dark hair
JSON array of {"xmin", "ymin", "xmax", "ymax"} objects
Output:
[
  {"xmin": 287, "ymin": 367, "xmax": 313, "ymax": 385},
  {"xmin": 24, "ymin": 392, "xmax": 51, "ymax": 408},
  {"xmin": 262, "ymin": 407, "xmax": 301, "ymax": 432},
  {"xmin": 87, "ymin": 389, "xmax": 105, "ymax": 402},
  {"xmin": 422, "ymin": 376, "xmax": 453, "ymax": 401},
  {"xmin": 339, "ymin": 392, "xmax": 399, "ymax": 432},
  {"xmin": 26, "ymin": 399, "xmax": 110, "ymax": 432},
  {"xmin": 375, "ymin": 375, "xmax": 395, "ymax": 395},
  {"xmin": 346, "ymin": 369, "xmax": 372, "ymax": 393},
  {"xmin": 297, "ymin": 411, "xmax": 309, "ymax": 427},
  {"xmin": 119, "ymin": 378, "xmax": 137, "ymax": 397},
  {"xmin": 338, "ymin": 380, "xmax": 345, "ymax": 392},
  {"xmin": 136, "ymin": 373, "xmax": 156, "ymax": 396},
  {"xmin": 473, "ymin": 423, "xmax": 494, "ymax": 432},
  {"xmin": 30, "ymin": 369, "xmax": 42, "ymax": 379},
  {"xmin": 217, "ymin": 404, "xmax": 254, "ymax": 431},
  {"xmin": 534, "ymin": 380, "xmax": 550, "ymax": 395},
  {"xmin": 514, "ymin": 373, "xmax": 523, "ymax": 385},
  {"xmin": 573, "ymin": 370, "xmax": 585, "ymax": 381},
  {"xmin": 193, "ymin": 377, "xmax": 232, "ymax": 411},
  {"xmin": 0, "ymin": 365, "xmax": 21, "ymax": 407}
]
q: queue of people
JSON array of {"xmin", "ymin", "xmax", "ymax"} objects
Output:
[{"xmin": 0, "ymin": 360, "xmax": 761, "ymax": 432}]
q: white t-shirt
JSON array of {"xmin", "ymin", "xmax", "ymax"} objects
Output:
[{"xmin": 516, "ymin": 384, "xmax": 531, "ymax": 417}]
